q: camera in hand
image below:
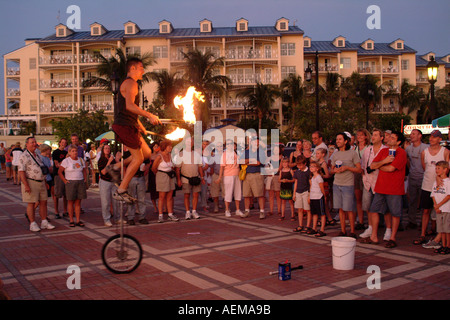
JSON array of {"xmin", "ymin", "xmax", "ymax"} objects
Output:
[{"xmin": 366, "ymin": 166, "xmax": 375, "ymax": 174}]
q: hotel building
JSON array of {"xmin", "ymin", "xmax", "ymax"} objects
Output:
[{"xmin": 2, "ymin": 18, "xmax": 449, "ymax": 135}]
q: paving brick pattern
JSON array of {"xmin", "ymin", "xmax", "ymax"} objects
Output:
[{"xmin": 0, "ymin": 177, "xmax": 449, "ymax": 300}]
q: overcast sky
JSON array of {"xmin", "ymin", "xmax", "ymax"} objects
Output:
[{"xmin": 1, "ymin": 0, "xmax": 449, "ymax": 114}]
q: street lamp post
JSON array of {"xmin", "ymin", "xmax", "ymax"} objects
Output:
[
  {"xmin": 426, "ymin": 56, "xmax": 438, "ymax": 121},
  {"xmin": 305, "ymin": 51, "xmax": 320, "ymax": 131},
  {"xmin": 110, "ymin": 72, "xmax": 120, "ymax": 152}
]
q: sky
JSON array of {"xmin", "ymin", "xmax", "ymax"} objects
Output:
[{"xmin": 1, "ymin": 0, "xmax": 449, "ymax": 114}]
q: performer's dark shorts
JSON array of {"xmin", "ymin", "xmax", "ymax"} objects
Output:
[{"xmin": 112, "ymin": 124, "xmax": 142, "ymax": 150}]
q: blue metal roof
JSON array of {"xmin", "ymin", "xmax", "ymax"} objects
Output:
[
  {"xmin": 416, "ymin": 55, "xmax": 449, "ymax": 67},
  {"xmin": 37, "ymin": 25, "xmax": 304, "ymax": 43},
  {"xmin": 305, "ymin": 40, "xmax": 416, "ymax": 55}
]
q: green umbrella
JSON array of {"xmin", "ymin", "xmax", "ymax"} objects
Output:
[
  {"xmin": 432, "ymin": 114, "xmax": 450, "ymax": 128},
  {"xmin": 95, "ymin": 131, "xmax": 115, "ymax": 141}
]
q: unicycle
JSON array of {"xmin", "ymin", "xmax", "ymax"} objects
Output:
[{"xmin": 101, "ymin": 144, "xmax": 143, "ymax": 274}]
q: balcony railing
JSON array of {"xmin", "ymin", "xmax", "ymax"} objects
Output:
[
  {"xmin": 8, "ymin": 109, "xmax": 21, "ymax": 116},
  {"xmin": 382, "ymin": 66, "xmax": 399, "ymax": 73},
  {"xmin": 358, "ymin": 66, "xmax": 381, "ymax": 74},
  {"xmin": 317, "ymin": 64, "xmax": 339, "ymax": 72},
  {"xmin": 39, "ymin": 55, "xmax": 76, "ymax": 65},
  {"xmin": 226, "ymin": 73, "xmax": 279, "ymax": 85},
  {"xmin": 6, "ymin": 68, "xmax": 20, "ymax": 76},
  {"xmin": 7, "ymin": 89, "xmax": 20, "ymax": 96},
  {"xmin": 224, "ymin": 49, "xmax": 278, "ymax": 60},
  {"xmin": 373, "ymin": 104, "xmax": 399, "ymax": 113},
  {"xmin": 416, "ymin": 76, "xmax": 429, "ymax": 83},
  {"xmin": 39, "ymin": 127, "xmax": 53, "ymax": 135},
  {"xmin": 79, "ymin": 54, "xmax": 111, "ymax": 64},
  {"xmin": 226, "ymin": 98, "xmax": 246, "ymax": 109},
  {"xmin": 40, "ymin": 102, "xmax": 113, "ymax": 113},
  {"xmin": 40, "ymin": 79, "xmax": 77, "ymax": 89}
]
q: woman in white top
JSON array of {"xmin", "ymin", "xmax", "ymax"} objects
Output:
[
  {"xmin": 152, "ymin": 140, "xmax": 178, "ymax": 223},
  {"xmin": 59, "ymin": 145, "xmax": 88, "ymax": 227}
]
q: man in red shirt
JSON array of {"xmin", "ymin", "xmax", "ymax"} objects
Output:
[{"xmin": 365, "ymin": 130, "xmax": 406, "ymax": 248}]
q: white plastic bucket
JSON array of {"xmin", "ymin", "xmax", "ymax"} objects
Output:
[{"xmin": 331, "ymin": 236, "xmax": 356, "ymax": 270}]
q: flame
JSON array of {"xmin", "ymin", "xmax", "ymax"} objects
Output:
[
  {"xmin": 165, "ymin": 127, "xmax": 187, "ymax": 141},
  {"xmin": 173, "ymin": 86, "xmax": 205, "ymax": 124}
]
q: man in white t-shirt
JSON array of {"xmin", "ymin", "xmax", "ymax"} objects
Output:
[
  {"xmin": 312, "ymin": 131, "xmax": 328, "ymax": 162},
  {"xmin": 19, "ymin": 137, "xmax": 55, "ymax": 232}
]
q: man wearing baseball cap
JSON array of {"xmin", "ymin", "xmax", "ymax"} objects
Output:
[{"xmin": 413, "ymin": 129, "xmax": 450, "ymax": 246}]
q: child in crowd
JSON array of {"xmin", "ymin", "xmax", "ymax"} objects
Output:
[
  {"xmin": 431, "ymin": 161, "xmax": 450, "ymax": 254},
  {"xmin": 292, "ymin": 155, "xmax": 311, "ymax": 232},
  {"xmin": 314, "ymin": 147, "xmax": 336, "ymax": 226},
  {"xmin": 279, "ymin": 157, "xmax": 295, "ymax": 220},
  {"xmin": 309, "ymin": 161, "xmax": 327, "ymax": 237},
  {"xmin": 59, "ymin": 145, "xmax": 88, "ymax": 227}
]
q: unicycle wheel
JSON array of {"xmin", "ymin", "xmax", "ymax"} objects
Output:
[{"xmin": 101, "ymin": 234, "xmax": 142, "ymax": 274}]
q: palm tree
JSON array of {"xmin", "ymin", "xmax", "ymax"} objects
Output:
[
  {"xmin": 385, "ymin": 79, "xmax": 423, "ymax": 114},
  {"xmin": 237, "ymin": 82, "xmax": 281, "ymax": 131},
  {"xmin": 182, "ymin": 49, "xmax": 230, "ymax": 130},
  {"xmin": 149, "ymin": 70, "xmax": 185, "ymax": 108},
  {"xmin": 280, "ymin": 74, "xmax": 305, "ymax": 138},
  {"xmin": 82, "ymin": 48, "xmax": 155, "ymax": 91}
]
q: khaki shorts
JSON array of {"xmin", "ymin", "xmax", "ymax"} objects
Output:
[
  {"xmin": 294, "ymin": 191, "xmax": 310, "ymax": 210},
  {"xmin": 22, "ymin": 179, "xmax": 48, "ymax": 203},
  {"xmin": 54, "ymin": 175, "xmax": 66, "ymax": 198},
  {"xmin": 210, "ymin": 173, "xmax": 224, "ymax": 198},
  {"xmin": 182, "ymin": 182, "xmax": 201, "ymax": 194},
  {"xmin": 65, "ymin": 180, "xmax": 87, "ymax": 201},
  {"xmin": 436, "ymin": 212, "xmax": 450, "ymax": 233},
  {"xmin": 265, "ymin": 175, "xmax": 280, "ymax": 191},
  {"xmin": 155, "ymin": 171, "xmax": 175, "ymax": 193},
  {"xmin": 243, "ymin": 173, "xmax": 265, "ymax": 198}
]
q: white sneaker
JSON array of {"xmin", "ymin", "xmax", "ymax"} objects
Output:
[
  {"xmin": 168, "ymin": 214, "xmax": 179, "ymax": 222},
  {"xmin": 192, "ymin": 210, "xmax": 200, "ymax": 219},
  {"xmin": 241, "ymin": 210, "xmax": 250, "ymax": 218},
  {"xmin": 235, "ymin": 210, "xmax": 244, "ymax": 217},
  {"xmin": 158, "ymin": 215, "xmax": 164, "ymax": 223},
  {"xmin": 359, "ymin": 226, "xmax": 372, "ymax": 238},
  {"xmin": 383, "ymin": 228, "xmax": 392, "ymax": 241},
  {"xmin": 30, "ymin": 222, "xmax": 40, "ymax": 232},
  {"xmin": 41, "ymin": 219, "xmax": 55, "ymax": 230},
  {"xmin": 104, "ymin": 221, "xmax": 113, "ymax": 227},
  {"xmin": 422, "ymin": 240, "xmax": 441, "ymax": 249},
  {"xmin": 225, "ymin": 210, "xmax": 231, "ymax": 217},
  {"xmin": 185, "ymin": 211, "xmax": 191, "ymax": 220},
  {"xmin": 259, "ymin": 211, "xmax": 266, "ymax": 219}
]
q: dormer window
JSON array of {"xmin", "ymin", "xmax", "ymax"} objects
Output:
[
  {"xmin": 159, "ymin": 20, "xmax": 173, "ymax": 34},
  {"xmin": 124, "ymin": 21, "xmax": 140, "ymax": 35},
  {"xmin": 361, "ymin": 39, "xmax": 374, "ymax": 50},
  {"xmin": 55, "ymin": 24, "xmax": 73, "ymax": 38},
  {"xmin": 390, "ymin": 39, "xmax": 404, "ymax": 50},
  {"xmin": 236, "ymin": 18, "xmax": 248, "ymax": 32},
  {"xmin": 200, "ymin": 19, "xmax": 212, "ymax": 33},
  {"xmin": 90, "ymin": 23, "xmax": 107, "ymax": 36},
  {"xmin": 304, "ymin": 36, "xmax": 311, "ymax": 48},
  {"xmin": 276, "ymin": 18, "xmax": 289, "ymax": 31},
  {"xmin": 333, "ymin": 36, "xmax": 346, "ymax": 48}
]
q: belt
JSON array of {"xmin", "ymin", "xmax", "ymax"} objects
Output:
[{"xmin": 28, "ymin": 178, "xmax": 43, "ymax": 182}]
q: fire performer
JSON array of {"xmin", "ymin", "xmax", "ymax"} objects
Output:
[{"xmin": 110, "ymin": 58, "xmax": 161, "ymax": 203}]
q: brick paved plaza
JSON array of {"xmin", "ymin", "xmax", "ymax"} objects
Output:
[{"xmin": 0, "ymin": 175, "xmax": 448, "ymax": 302}]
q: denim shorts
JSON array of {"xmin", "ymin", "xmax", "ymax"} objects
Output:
[
  {"xmin": 333, "ymin": 184, "xmax": 354, "ymax": 212},
  {"xmin": 369, "ymin": 193, "xmax": 402, "ymax": 218}
]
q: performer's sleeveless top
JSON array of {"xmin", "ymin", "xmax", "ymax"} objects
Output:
[{"xmin": 114, "ymin": 77, "xmax": 140, "ymax": 128}]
